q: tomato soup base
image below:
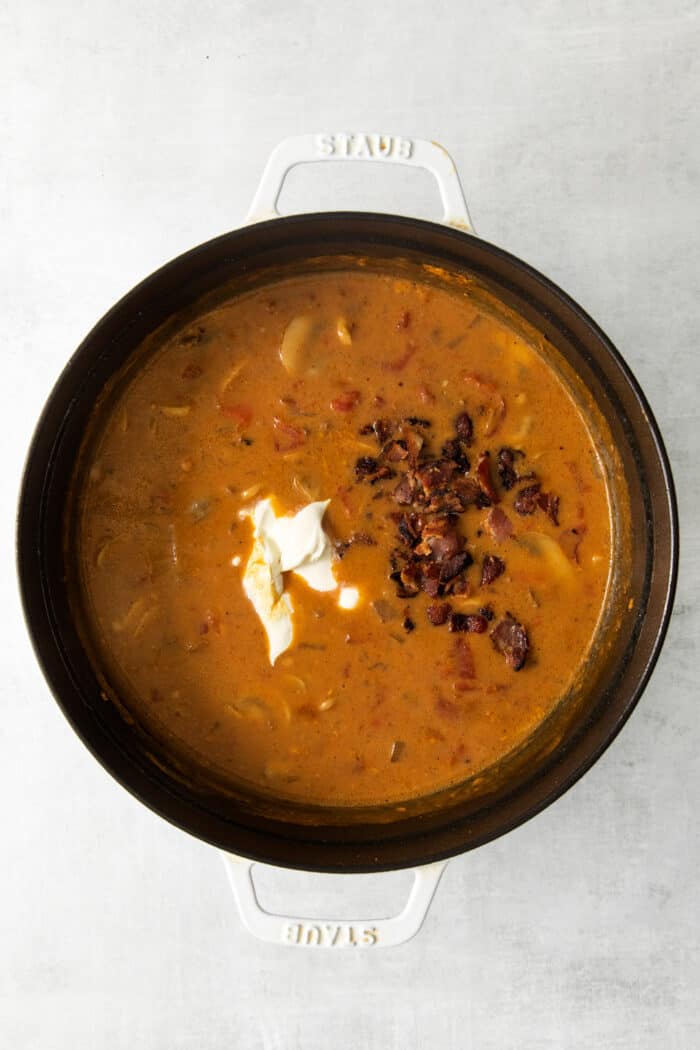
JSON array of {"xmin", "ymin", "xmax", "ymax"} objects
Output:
[{"xmin": 72, "ymin": 267, "xmax": 618, "ymax": 806}]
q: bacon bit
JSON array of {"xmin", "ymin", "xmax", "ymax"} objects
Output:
[
  {"xmin": 514, "ymin": 483, "xmax": 541, "ymax": 515},
  {"xmin": 330, "ymin": 389, "xmax": 362, "ymax": 413},
  {"xmin": 384, "ymin": 440, "xmax": 410, "ymax": 462},
  {"xmin": 422, "ymin": 565, "xmax": 445, "ymax": 598},
  {"xmin": 490, "ymin": 614, "xmax": 529, "ymax": 671},
  {"xmin": 395, "ymin": 561, "xmax": 422, "ymax": 597},
  {"xmin": 442, "ymin": 438, "xmax": 470, "ymax": 474},
  {"xmin": 392, "ymin": 576, "xmax": 419, "ymax": 601},
  {"xmin": 356, "ymin": 455, "xmax": 377, "ymax": 480},
  {"xmin": 453, "ymin": 636, "xmax": 476, "ymax": 679},
  {"xmin": 416, "ymin": 459, "xmax": 457, "ymax": 496},
  {"xmin": 560, "ymin": 526, "xmax": 586, "ymax": 563},
  {"xmin": 479, "ymin": 604, "xmax": 495, "ymax": 621},
  {"xmin": 418, "ymin": 383, "xmax": 436, "ymax": 405},
  {"xmin": 219, "ymin": 402, "xmax": 253, "ymax": 427},
  {"xmin": 382, "ymin": 340, "xmax": 418, "ymax": 372},
  {"xmin": 392, "ymin": 475, "xmax": 415, "ymax": 504},
  {"xmin": 449, "ymin": 613, "xmax": 488, "ymax": 634},
  {"xmin": 354, "ymin": 456, "xmax": 394, "ymax": 483},
  {"xmin": 396, "ymin": 310, "xmax": 411, "ymax": 329},
  {"xmin": 335, "ymin": 532, "xmax": 377, "ymax": 558},
  {"xmin": 422, "ymin": 520, "xmax": 462, "ymax": 563},
  {"xmin": 514, "ymin": 482, "xmax": 560, "ymax": 525},
  {"xmin": 359, "ymin": 418, "xmax": 394, "ymax": 445},
  {"xmin": 181, "ymin": 362, "xmax": 203, "ymax": 380},
  {"xmin": 272, "ymin": 416, "xmax": 307, "ymax": 452},
  {"xmin": 462, "ymin": 372, "xmax": 506, "ymax": 437},
  {"xmin": 403, "ymin": 429, "xmax": 425, "ymax": 463},
  {"xmin": 427, "ymin": 602, "xmax": 451, "ymax": 626},
  {"xmin": 398, "ymin": 522, "xmax": 419, "ymax": 550},
  {"xmin": 449, "ymin": 577, "xmax": 471, "ymax": 597},
  {"xmin": 481, "ymin": 554, "xmax": 505, "ymax": 585},
  {"xmin": 476, "ymin": 452, "xmax": 500, "ymax": 504},
  {"xmin": 497, "ymin": 447, "xmax": 529, "ymax": 490},
  {"xmin": 439, "ymin": 552, "xmax": 472, "ymax": 583},
  {"xmin": 454, "ymin": 411, "xmax": 474, "ymax": 445},
  {"xmin": 537, "ymin": 490, "xmax": 560, "ymax": 526},
  {"xmin": 485, "ymin": 506, "xmax": 514, "ymax": 543},
  {"xmin": 453, "ymin": 476, "xmax": 484, "ymax": 508}
]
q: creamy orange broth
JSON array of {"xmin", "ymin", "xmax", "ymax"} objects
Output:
[{"xmin": 73, "ymin": 269, "xmax": 614, "ymax": 806}]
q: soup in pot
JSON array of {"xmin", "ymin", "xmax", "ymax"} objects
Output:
[{"xmin": 72, "ymin": 266, "xmax": 618, "ymax": 806}]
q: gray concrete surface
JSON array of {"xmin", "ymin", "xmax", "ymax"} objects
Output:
[{"xmin": 2, "ymin": 2, "xmax": 698, "ymax": 1047}]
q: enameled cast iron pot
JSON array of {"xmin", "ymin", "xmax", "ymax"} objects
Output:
[{"xmin": 17, "ymin": 136, "xmax": 678, "ymax": 947}]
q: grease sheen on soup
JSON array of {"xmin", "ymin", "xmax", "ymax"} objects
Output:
[{"xmin": 74, "ymin": 268, "xmax": 615, "ymax": 806}]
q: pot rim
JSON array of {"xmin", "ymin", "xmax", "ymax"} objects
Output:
[{"xmin": 17, "ymin": 211, "xmax": 679, "ymax": 873}]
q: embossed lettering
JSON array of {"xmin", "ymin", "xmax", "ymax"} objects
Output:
[
  {"xmin": 283, "ymin": 921, "xmax": 380, "ymax": 946},
  {"xmin": 316, "ymin": 134, "xmax": 335, "ymax": 156},
  {"xmin": 376, "ymin": 135, "xmax": 393, "ymax": 157},
  {"xmin": 315, "ymin": 133, "xmax": 414, "ymax": 162},
  {"xmin": 304, "ymin": 924, "xmax": 323, "ymax": 945},
  {"xmin": 284, "ymin": 923, "xmax": 303, "ymax": 944},
  {"xmin": 352, "ymin": 134, "xmax": 371, "ymax": 158},
  {"xmin": 324, "ymin": 924, "xmax": 344, "ymax": 946}
]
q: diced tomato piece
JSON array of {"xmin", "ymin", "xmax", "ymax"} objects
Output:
[
  {"xmin": 330, "ymin": 390, "xmax": 361, "ymax": 413},
  {"xmin": 219, "ymin": 402, "xmax": 253, "ymax": 426},
  {"xmin": 272, "ymin": 416, "xmax": 307, "ymax": 451}
]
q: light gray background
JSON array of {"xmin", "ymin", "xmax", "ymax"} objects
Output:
[{"xmin": 2, "ymin": 2, "xmax": 698, "ymax": 1047}]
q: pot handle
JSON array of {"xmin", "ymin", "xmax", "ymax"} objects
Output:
[
  {"xmin": 222, "ymin": 853, "xmax": 448, "ymax": 948},
  {"xmin": 246, "ymin": 132, "xmax": 473, "ymax": 231}
]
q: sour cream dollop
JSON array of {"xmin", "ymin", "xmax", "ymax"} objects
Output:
[{"xmin": 241, "ymin": 498, "xmax": 341, "ymax": 665}]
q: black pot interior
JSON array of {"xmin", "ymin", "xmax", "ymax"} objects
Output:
[{"xmin": 17, "ymin": 214, "xmax": 678, "ymax": 872}]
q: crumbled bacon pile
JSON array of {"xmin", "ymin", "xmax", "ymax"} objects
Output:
[{"xmin": 351, "ymin": 415, "xmax": 562, "ymax": 672}]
